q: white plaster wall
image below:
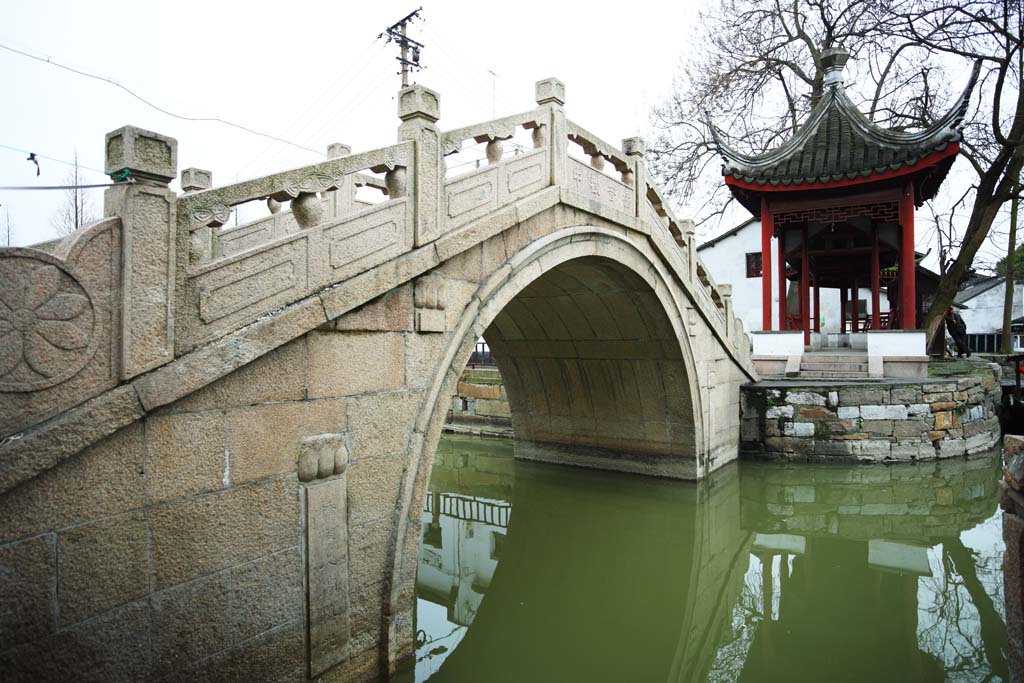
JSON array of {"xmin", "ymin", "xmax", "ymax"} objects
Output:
[
  {"xmin": 960, "ymin": 282, "xmax": 1024, "ymax": 333},
  {"xmin": 699, "ymin": 220, "xmax": 888, "ymax": 334}
]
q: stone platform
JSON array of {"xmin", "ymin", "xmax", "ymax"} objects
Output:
[{"xmin": 740, "ymin": 362, "xmax": 1003, "ymax": 462}]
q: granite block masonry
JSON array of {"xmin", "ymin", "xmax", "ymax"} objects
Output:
[{"xmin": 740, "ymin": 365, "xmax": 1003, "ymax": 462}]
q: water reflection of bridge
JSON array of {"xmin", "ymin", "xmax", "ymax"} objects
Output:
[
  {"xmin": 413, "ymin": 436, "xmax": 1006, "ymax": 682},
  {"xmin": 424, "ymin": 493, "xmax": 511, "ymax": 529}
]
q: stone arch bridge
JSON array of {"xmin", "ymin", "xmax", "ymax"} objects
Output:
[{"xmin": 0, "ymin": 78, "xmax": 753, "ymax": 681}]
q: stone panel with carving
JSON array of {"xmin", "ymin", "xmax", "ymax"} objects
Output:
[
  {"xmin": 185, "ymin": 235, "xmax": 310, "ymax": 346},
  {"xmin": 566, "ymin": 159, "xmax": 635, "ymax": 219},
  {"xmin": 0, "ymin": 219, "xmax": 121, "ymax": 438},
  {"xmin": 323, "ymin": 200, "xmax": 410, "ymax": 281}
]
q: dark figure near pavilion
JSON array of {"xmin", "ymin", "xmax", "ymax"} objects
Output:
[{"xmin": 945, "ymin": 307, "xmax": 970, "ymax": 357}]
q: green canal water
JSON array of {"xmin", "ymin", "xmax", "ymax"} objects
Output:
[{"xmin": 402, "ymin": 435, "xmax": 1007, "ymax": 683}]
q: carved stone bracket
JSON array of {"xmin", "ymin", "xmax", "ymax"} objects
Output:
[{"xmin": 414, "ymin": 273, "xmax": 446, "ymax": 333}]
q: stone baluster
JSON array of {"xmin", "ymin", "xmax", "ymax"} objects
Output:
[
  {"xmin": 682, "ymin": 218, "xmax": 696, "ymax": 282},
  {"xmin": 535, "ymin": 77, "xmax": 566, "ymax": 187},
  {"xmin": 103, "ymin": 125, "xmax": 178, "ymax": 379},
  {"xmin": 485, "ymin": 138, "xmax": 503, "ymax": 165},
  {"xmin": 180, "ymin": 168, "xmax": 214, "ymax": 261},
  {"xmin": 589, "ymin": 152, "xmax": 605, "ymax": 171},
  {"xmin": 398, "ymin": 85, "xmax": 442, "ymax": 246},
  {"xmin": 325, "ymin": 143, "xmax": 353, "ymax": 219},
  {"xmin": 622, "ymin": 138, "xmax": 645, "ymax": 217},
  {"xmin": 719, "ymin": 284, "xmax": 733, "ymax": 337}
]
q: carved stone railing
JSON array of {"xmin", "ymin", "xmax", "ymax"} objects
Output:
[
  {"xmin": 0, "ymin": 76, "xmax": 750, "ymax": 445},
  {"xmin": 563, "ymin": 121, "xmax": 636, "ymax": 223},
  {"xmin": 440, "ymin": 109, "xmax": 552, "ymax": 230}
]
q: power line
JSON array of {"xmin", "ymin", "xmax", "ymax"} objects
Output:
[
  {"xmin": 0, "ymin": 42, "xmax": 322, "ymax": 155},
  {"xmin": 0, "ymin": 180, "xmax": 131, "ymax": 191},
  {"xmin": 0, "ymin": 143, "xmax": 106, "ymax": 176}
]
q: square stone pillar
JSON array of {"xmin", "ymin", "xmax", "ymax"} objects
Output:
[
  {"xmin": 535, "ymin": 78, "xmax": 567, "ymax": 187},
  {"xmin": 103, "ymin": 125, "xmax": 178, "ymax": 379},
  {"xmin": 622, "ymin": 137, "xmax": 646, "ymax": 220},
  {"xmin": 398, "ymin": 86, "xmax": 443, "ymax": 247}
]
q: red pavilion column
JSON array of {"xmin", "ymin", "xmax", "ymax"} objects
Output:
[
  {"xmin": 899, "ymin": 183, "xmax": 917, "ymax": 329},
  {"xmin": 761, "ymin": 199, "xmax": 773, "ymax": 331},
  {"xmin": 801, "ymin": 225, "xmax": 810, "ymax": 345},
  {"xmin": 871, "ymin": 224, "xmax": 881, "ymax": 330}
]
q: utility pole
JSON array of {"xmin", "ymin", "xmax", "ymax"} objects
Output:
[{"xmin": 380, "ymin": 8, "xmax": 425, "ymax": 88}]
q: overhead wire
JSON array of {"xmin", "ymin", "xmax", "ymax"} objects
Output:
[
  {"xmin": 0, "ymin": 41, "xmax": 322, "ymax": 155},
  {"xmin": 234, "ymin": 38, "xmax": 388, "ymax": 177},
  {"xmin": 0, "ymin": 143, "xmax": 107, "ymax": 176}
]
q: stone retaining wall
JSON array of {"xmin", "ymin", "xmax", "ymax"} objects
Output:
[
  {"xmin": 447, "ymin": 368, "xmax": 513, "ymax": 436},
  {"xmin": 740, "ymin": 364, "xmax": 1002, "ymax": 462}
]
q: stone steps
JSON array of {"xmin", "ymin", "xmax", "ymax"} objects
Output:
[{"xmin": 799, "ymin": 356, "xmax": 869, "ymax": 379}]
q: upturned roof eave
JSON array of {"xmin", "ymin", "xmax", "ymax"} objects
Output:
[{"xmin": 708, "ymin": 60, "xmax": 981, "ymax": 180}]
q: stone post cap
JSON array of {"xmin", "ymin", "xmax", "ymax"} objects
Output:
[
  {"xmin": 105, "ymin": 125, "xmax": 177, "ymax": 184},
  {"xmin": 398, "ymin": 85, "xmax": 440, "ymax": 123},
  {"xmin": 180, "ymin": 168, "xmax": 212, "ymax": 193},
  {"xmin": 327, "ymin": 143, "xmax": 352, "ymax": 159},
  {"xmin": 622, "ymin": 137, "xmax": 646, "ymax": 157},
  {"xmin": 535, "ymin": 78, "xmax": 566, "ymax": 106},
  {"xmin": 681, "ymin": 218, "xmax": 696, "ymax": 236},
  {"xmin": 718, "ymin": 283, "xmax": 733, "ymax": 298}
]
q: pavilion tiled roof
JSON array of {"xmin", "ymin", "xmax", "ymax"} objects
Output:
[{"xmin": 708, "ymin": 51, "xmax": 980, "ymax": 193}]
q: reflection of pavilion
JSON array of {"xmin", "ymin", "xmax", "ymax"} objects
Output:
[{"xmin": 730, "ymin": 455, "xmax": 1005, "ymax": 682}]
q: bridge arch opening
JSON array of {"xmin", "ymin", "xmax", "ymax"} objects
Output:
[
  {"xmin": 387, "ymin": 225, "xmax": 707, "ymax": 671},
  {"xmin": 484, "ymin": 254, "xmax": 697, "ymax": 472}
]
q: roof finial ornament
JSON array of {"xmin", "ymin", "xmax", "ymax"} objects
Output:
[{"xmin": 821, "ymin": 47, "xmax": 850, "ymax": 88}]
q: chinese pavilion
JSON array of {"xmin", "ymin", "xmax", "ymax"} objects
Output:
[{"xmin": 709, "ymin": 48, "xmax": 980, "ymax": 345}]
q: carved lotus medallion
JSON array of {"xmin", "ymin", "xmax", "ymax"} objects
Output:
[{"xmin": 0, "ymin": 254, "xmax": 97, "ymax": 392}]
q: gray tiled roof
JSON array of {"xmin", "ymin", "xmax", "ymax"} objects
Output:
[{"xmin": 709, "ymin": 61, "xmax": 980, "ymax": 190}]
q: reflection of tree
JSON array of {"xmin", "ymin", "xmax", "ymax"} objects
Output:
[{"xmin": 917, "ymin": 530, "xmax": 1007, "ymax": 682}]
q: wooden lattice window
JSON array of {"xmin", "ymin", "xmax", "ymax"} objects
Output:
[{"xmin": 746, "ymin": 252, "xmax": 762, "ymax": 278}]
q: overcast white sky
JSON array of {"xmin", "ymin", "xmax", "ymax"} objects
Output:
[
  {"xmin": 0, "ymin": 0, "xmax": 704, "ymax": 247},
  {"xmin": 1, "ymin": 0, "xmax": 1009, "ymax": 272}
]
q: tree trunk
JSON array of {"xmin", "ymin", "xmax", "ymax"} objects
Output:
[{"xmin": 1003, "ymin": 185, "xmax": 1019, "ymax": 353}]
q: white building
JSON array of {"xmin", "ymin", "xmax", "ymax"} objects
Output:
[
  {"xmin": 697, "ymin": 219, "xmax": 879, "ymax": 335},
  {"xmin": 955, "ymin": 275, "xmax": 1024, "ymax": 333}
]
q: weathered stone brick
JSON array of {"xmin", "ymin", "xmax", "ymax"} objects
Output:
[
  {"xmin": 57, "ymin": 511, "xmax": 148, "ymax": 626},
  {"xmin": 0, "ymin": 424, "xmax": 144, "ymax": 544},
  {"xmin": 929, "ymin": 401, "xmax": 957, "ymax": 412},
  {"xmin": 786, "ymin": 391, "xmax": 826, "ymax": 406},
  {"xmin": 934, "ymin": 411, "xmax": 953, "ymax": 430},
  {"xmin": 862, "ymin": 420, "xmax": 894, "ymax": 436},
  {"xmin": 893, "ymin": 420, "xmax": 928, "ymax": 438},
  {"xmin": 924, "ymin": 392, "xmax": 954, "ymax": 403},
  {"xmin": 766, "ymin": 405, "xmax": 794, "ymax": 419},
  {"xmin": 839, "ymin": 387, "xmax": 886, "ymax": 405},
  {"xmin": 837, "ymin": 406, "xmax": 860, "ymax": 419},
  {"xmin": 349, "ymin": 519, "xmax": 391, "ymax": 589},
  {"xmin": 307, "ymin": 331, "xmax": 404, "ymax": 398},
  {"xmin": 146, "ymin": 411, "xmax": 226, "ymax": 504},
  {"xmin": 939, "ymin": 438, "xmax": 967, "ymax": 458},
  {"xmin": 783, "ymin": 421, "xmax": 815, "ymax": 437},
  {"xmin": 797, "ymin": 406, "xmax": 835, "ymax": 419},
  {"xmin": 347, "ymin": 454, "xmax": 406, "ymax": 525},
  {"xmin": 907, "ymin": 403, "xmax": 930, "ymax": 417},
  {"xmin": 230, "ymin": 547, "xmax": 303, "ymax": 641},
  {"xmin": 347, "ymin": 390, "xmax": 421, "ymax": 458},
  {"xmin": 861, "ymin": 404, "xmax": 908, "ymax": 420},
  {"xmin": 0, "ymin": 535, "xmax": 54, "ymax": 650},
  {"xmin": 889, "ymin": 386, "xmax": 923, "ymax": 404},
  {"xmin": 151, "ymin": 571, "xmax": 234, "ymax": 674},
  {"xmin": 150, "ymin": 478, "xmax": 299, "ymax": 589}
]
